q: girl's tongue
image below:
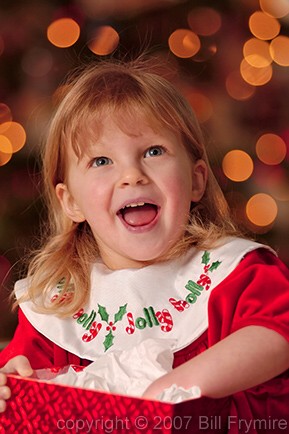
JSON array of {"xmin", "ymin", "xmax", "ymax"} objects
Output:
[{"xmin": 122, "ymin": 204, "xmax": 157, "ymax": 227}]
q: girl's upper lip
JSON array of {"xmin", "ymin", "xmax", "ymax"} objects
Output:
[{"xmin": 116, "ymin": 197, "xmax": 160, "ymax": 214}]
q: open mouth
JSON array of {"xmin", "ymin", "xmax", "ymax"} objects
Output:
[{"xmin": 117, "ymin": 202, "xmax": 159, "ymax": 227}]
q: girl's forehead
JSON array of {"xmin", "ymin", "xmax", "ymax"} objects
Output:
[
  {"xmin": 104, "ymin": 105, "xmax": 161, "ymax": 130},
  {"xmin": 101, "ymin": 111, "xmax": 160, "ymax": 136},
  {"xmin": 67, "ymin": 102, "xmax": 183, "ymax": 159},
  {"xmin": 76, "ymin": 108, "xmax": 169, "ymax": 146}
]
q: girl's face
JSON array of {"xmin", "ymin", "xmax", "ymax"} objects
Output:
[{"xmin": 56, "ymin": 114, "xmax": 207, "ymax": 269}]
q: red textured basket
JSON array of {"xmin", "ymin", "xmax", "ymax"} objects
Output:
[{"xmin": 0, "ymin": 374, "xmax": 230, "ymax": 434}]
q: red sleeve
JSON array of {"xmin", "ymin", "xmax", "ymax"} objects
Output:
[
  {"xmin": 0, "ymin": 308, "xmax": 54, "ymax": 370},
  {"xmin": 0, "ymin": 309, "xmax": 92, "ymax": 370},
  {"xmin": 208, "ymin": 248, "xmax": 289, "ymax": 346}
]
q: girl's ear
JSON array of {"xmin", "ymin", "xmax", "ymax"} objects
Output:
[
  {"xmin": 191, "ymin": 159, "xmax": 208, "ymax": 202},
  {"xmin": 55, "ymin": 183, "xmax": 86, "ymax": 223}
]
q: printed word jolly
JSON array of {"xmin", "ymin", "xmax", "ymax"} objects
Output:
[{"xmin": 125, "ymin": 306, "xmax": 173, "ymax": 335}]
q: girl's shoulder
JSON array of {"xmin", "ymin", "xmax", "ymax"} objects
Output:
[
  {"xmin": 207, "ymin": 235, "xmax": 275, "ymax": 257},
  {"xmin": 209, "ymin": 240, "xmax": 289, "ymax": 309},
  {"xmin": 182, "ymin": 235, "xmax": 276, "ymax": 285}
]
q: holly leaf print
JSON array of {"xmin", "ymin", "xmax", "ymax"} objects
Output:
[
  {"xmin": 98, "ymin": 304, "xmax": 109, "ymax": 323},
  {"xmin": 202, "ymin": 251, "xmax": 210, "ymax": 265},
  {"xmin": 103, "ymin": 330, "xmax": 114, "ymax": 352},
  {"xmin": 56, "ymin": 277, "xmax": 65, "ymax": 290},
  {"xmin": 114, "ymin": 304, "xmax": 127, "ymax": 323},
  {"xmin": 209, "ymin": 261, "xmax": 222, "ymax": 272}
]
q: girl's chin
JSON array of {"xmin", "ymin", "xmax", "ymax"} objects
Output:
[
  {"xmin": 101, "ymin": 249, "xmax": 171, "ymax": 269},
  {"xmin": 98, "ymin": 237, "xmax": 182, "ymax": 269},
  {"xmin": 118, "ymin": 248, "xmax": 176, "ymax": 268}
]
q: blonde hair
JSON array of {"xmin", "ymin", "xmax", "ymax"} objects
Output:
[{"xmin": 18, "ymin": 56, "xmax": 241, "ymax": 316}]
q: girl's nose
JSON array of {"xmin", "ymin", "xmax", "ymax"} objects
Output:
[{"xmin": 117, "ymin": 165, "xmax": 149, "ymax": 188}]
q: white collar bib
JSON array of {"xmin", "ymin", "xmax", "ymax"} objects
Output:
[{"xmin": 16, "ymin": 237, "xmax": 271, "ymax": 361}]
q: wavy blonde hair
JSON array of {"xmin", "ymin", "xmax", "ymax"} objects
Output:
[{"xmin": 17, "ymin": 56, "xmax": 241, "ymax": 316}]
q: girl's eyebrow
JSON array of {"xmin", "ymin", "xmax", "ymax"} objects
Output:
[
  {"xmin": 85, "ymin": 141, "xmax": 108, "ymax": 154},
  {"xmin": 74, "ymin": 143, "xmax": 104, "ymax": 163}
]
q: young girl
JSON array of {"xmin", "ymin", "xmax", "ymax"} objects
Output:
[{"xmin": 0, "ymin": 57, "xmax": 289, "ymax": 425}]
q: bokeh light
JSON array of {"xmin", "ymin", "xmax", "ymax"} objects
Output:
[
  {"xmin": 47, "ymin": 18, "xmax": 80, "ymax": 48},
  {"xmin": 270, "ymin": 36, "xmax": 289, "ymax": 66},
  {"xmin": 256, "ymin": 133, "xmax": 287, "ymax": 165},
  {"xmin": 186, "ymin": 92, "xmax": 213, "ymax": 123},
  {"xmin": 0, "ymin": 149, "xmax": 12, "ymax": 166},
  {"xmin": 192, "ymin": 40, "xmax": 217, "ymax": 62},
  {"xmin": 21, "ymin": 47, "xmax": 53, "ymax": 78},
  {"xmin": 226, "ymin": 70, "xmax": 256, "ymax": 100},
  {"xmin": 270, "ymin": 177, "xmax": 289, "ymax": 201},
  {"xmin": 0, "ymin": 122, "xmax": 26, "ymax": 153},
  {"xmin": 0, "ymin": 103, "xmax": 12, "ymax": 124},
  {"xmin": 88, "ymin": 26, "xmax": 120, "ymax": 55},
  {"xmin": 259, "ymin": 0, "xmax": 289, "ymax": 18},
  {"xmin": 187, "ymin": 7, "xmax": 222, "ymax": 36},
  {"xmin": 246, "ymin": 193, "xmax": 278, "ymax": 226},
  {"xmin": 240, "ymin": 58, "xmax": 272, "ymax": 86},
  {"xmin": 0, "ymin": 135, "xmax": 12, "ymax": 154},
  {"xmin": 168, "ymin": 29, "xmax": 201, "ymax": 58},
  {"xmin": 243, "ymin": 38, "xmax": 272, "ymax": 68},
  {"xmin": 254, "ymin": 165, "xmax": 289, "ymax": 201},
  {"xmin": 222, "ymin": 150, "xmax": 254, "ymax": 182},
  {"xmin": 249, "ymin": 11, "xmax": 280, "ymax": 40}
]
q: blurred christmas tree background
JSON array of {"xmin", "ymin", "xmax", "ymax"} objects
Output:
[{"xmin": 0, "ymin": 0, "xmax": 289, "ymax": 343}]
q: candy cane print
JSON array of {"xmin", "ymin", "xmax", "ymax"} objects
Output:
[
  {"xmin": 155, "ymin": 309, "xmax": 173, "ymax": 332},
  {"xmin": 125, "ymin": 312, "xmax": 135, "ymax": 335},
  {"xmin": 51, "ymin": 292, "xmax": 72, "ymax": 304},
  {"xmin": 197, "ymin": 274, "xmax": 211, "ymax": 290},
  {"xmin": 169, "ymin": 297, "xmax": 190, "ymax": 312},
  {"xmin": 50, "ymin": 294, "xmax": 59, "ymax": 303},
  {"xmin": 203, "ymin": 264, "xmax": 210, "ymax": 273},
  {"xmin": 82, "ymin": 321, "xmax": 102, "ymax": 342},
  {"xmin": 73, "ymin": 308, "xmax": 84, "ymax": 319}
]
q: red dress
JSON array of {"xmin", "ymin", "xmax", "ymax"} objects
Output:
[{"xmin": 1, "ymin": 249, "xmax": 289, "ymax": 432}]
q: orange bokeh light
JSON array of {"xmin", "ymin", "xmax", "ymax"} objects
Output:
[
  {"xmin": 222, "ymin": 150, "xmax": 254, "ymax": 182},
  {"xmin": 240, "ymin": 58, "xmax": 272, "ymax": 86},
  {"xmin": 22, "ymin": 48, "xmax": 53, "ymax": 78},
  {"xmin": 270, "ymin": 36, "xmax": 289, "ymax": 66},
  {"xmin": 270, "ymin": 178, "xmax": 289, "ymax": 201},
  {"xmin": 249, "ymin": 11, "xmax": 280, "ymax": 40},
  {"xmin": 88, "ymin": 26, "xmax": 119, "ymax": 56},
  {"xmin": 226, "ymin": 70, "xmax": 255, "ymax": 101},
  {"xmin": 243, "ymin": 38, "xmax": 272, "ymax": 68},
  {"xmin": 0, "ymin": 149, "xmax": 12, "ymax": 166},
  {"xmin": 0, "ymin": 103, "xmax": 12, "ymax": 124},
  {"xmin": 168, "ymin": 29, "xmax": 201, "ymax": 58},
  {"xmin": 256, "ymin": 166, "xmax": 289, "ymax": 201},
  {"xmin": 186, "ymin": 92, "xmax": 213, "ymax": 123},
  {"xmin": 47, "ymin": 18, "xmax": 80, "ymax": 48},
  {"xmin": 0, "ymin": 135, "xmax": 12, "ymax": 154},
  {"xmin": 187, "ymin": 7, "xmax": 222, "ymax": 36},
  {"xmin": 0, "ymin": 121, "xmax": 26, "ymax": 153},
  {"xmin": 246, "ymin": 193, "xmax": 278, "ymax": 226},
  {"xmin": 256, "ymin": 133, "xmax": 287, "ymax": 165},
  {"xmin": 259, "ymin": 0, "xmax": 289, "ymax": 18}
]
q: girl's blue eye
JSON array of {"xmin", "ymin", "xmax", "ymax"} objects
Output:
[
  {"xmin": 144, "ymin": 146, "xmax": 165, "ymax": 158},
  {"xmin": 92, "ymin": 156, "xmax": 112, "ymax": 167}
]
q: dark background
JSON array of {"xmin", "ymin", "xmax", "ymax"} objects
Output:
[{"xmin": 0, "ymin": 0, "xmax": 289, "ymax": 344}]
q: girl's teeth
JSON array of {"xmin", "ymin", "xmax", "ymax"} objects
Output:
[{"xmin": 126, "ymin": 202, "xmax": 145, "ymax": 208}]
